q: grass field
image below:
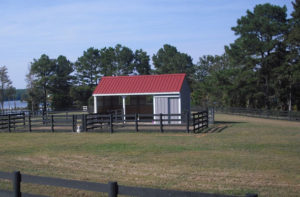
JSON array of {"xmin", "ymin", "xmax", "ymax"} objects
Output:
[{"xmin": 0, "ymin": 114, "xmax": 300, "ymax": 197}]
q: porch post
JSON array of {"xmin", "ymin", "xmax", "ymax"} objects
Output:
[
  {"xmin": 94, "ymin": 96, "xmax": 97, "ymax": 113},
  {"xmin": 122, "ymin": 96, "xmax": 126, "ymax": 121},
  {"xmin": 178, "ymin": 96, "xmax": 181, "ymax": 124}
]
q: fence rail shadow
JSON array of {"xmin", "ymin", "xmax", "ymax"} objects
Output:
[{"xmin": 0, "ymin": 171, "xmax": 258, "ymax": 197}]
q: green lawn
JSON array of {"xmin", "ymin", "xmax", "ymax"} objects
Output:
[{"xmin": 0, "ymin": 114, "xmax": 299, "ymax": 196}]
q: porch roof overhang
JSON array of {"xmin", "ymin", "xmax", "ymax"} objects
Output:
[{"xmin": 93, "ymin": 91, "xmax": 180, "ymax": 97}]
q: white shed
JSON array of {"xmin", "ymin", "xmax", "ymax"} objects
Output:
[{"xmin": 92, "ymin": 73, "xmax": 190, "ymax": 122}]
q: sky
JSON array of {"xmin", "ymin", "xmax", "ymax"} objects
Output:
[{"xmin": 0, "ymin": 0, "xmax": 294, "ymax": 89}]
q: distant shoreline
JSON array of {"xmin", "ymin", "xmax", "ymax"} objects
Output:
[{"xmin": 2, "ymin": 100, "xmax": 27, "ymax": 109}]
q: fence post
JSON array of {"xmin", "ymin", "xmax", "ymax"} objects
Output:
[
  {"xmin": 13, "ymin": 171, "xmax": 21, "ymax": 197},
  {"xmin": 81, "ymin": 114, "xmax": 86, "ymax": 132},
  {"xmin": 23, "ymin": 112, "xmax": 25, "ymax": 126},
  {"xmin": 135, "ymin": 113, "xmax": 138, "ymax": 132},
  {"xmin": 12, "ymin": 114, "xmax": 16, "ymax": 131},
  {"xmin": 28, "ymin": 114, "xmax": 32, "ymax": 132},
  {"xmin": 8, "ymin": 114, "xmax": 11, "ymax": 132},
  {"xmin": 186, "ymin": 111, "xmax": 190, "ymax": 133},
  {"xmin": 42, "ymin": 112, "xmax": 45, "ymax": 125},
  {"xmin": 110, "ymin": 113, "xmax": 113, "ymax": 133},
  {"xmin": 206, "ymin": 111, "xmax": 209, "ymax": 128},
  {"xmin": 51, "ymin": 115, "xmax": 54, "ymax": 132},
  {"xmin": 160, "ymin": 113, "xmax": 163, "ymax": 133},
  {"xmin": 97, "ymin": 114, "xmax": 102, "ymax": 129},
  {"xmin": 108, "ymin": 182, "xmax": 118, "ymax": 197},
  {"xmin": 72, "ymin": 115, "xmax": 75, "ymax": 132},
  {"xmin": 192, "ymin": 113, "xmax": 195, "ymax": 133},
  {"xmin": 81, "ymin": 114, "xmax": 84, "ymax": 132},
  {"xmin": 84, "ymin": 114, "xmax": 87, "ymax": 132},
  {"xmin": 201, "ymin": 112, "xmax": 203, "ymax": 129}
]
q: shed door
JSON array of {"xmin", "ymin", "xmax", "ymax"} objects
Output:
[
  {"xmin": 155, "ymin": 97, "xmax": 168, "ymax": 114},
  {"xmin": 154, "ymin": 97, "xmax": 168, "ymax": 123},
  {"xmin": 168, "ymin": 98, "xmax": 180, "ymax": 124},
  {"xmin": 154, "ymin": 97, "xmax": 180, "ymax": 124}
]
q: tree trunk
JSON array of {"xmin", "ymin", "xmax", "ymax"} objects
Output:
[
  {"xmin": 288, "ymin": 84, "xmax": 292, "ymax": 111},
  {"xmin": 1, "ymin": 89, "xmax": 4, "ymax": 111},
  {"xmin": 264, "ymin": 76, "xmax": 271, "ymax": 109},
  {"xmin": 43, "ymin": 86, "xmax": 47, "ymax": 114}
]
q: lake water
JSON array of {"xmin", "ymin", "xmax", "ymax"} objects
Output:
[{"xmin": 2, "ymin": 100, "xmax": 27, "ymax": 109}]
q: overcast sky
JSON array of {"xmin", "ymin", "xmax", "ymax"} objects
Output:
[{"xmin": 0, "ymin": 0, "xmax": 294, "ymax": 89}]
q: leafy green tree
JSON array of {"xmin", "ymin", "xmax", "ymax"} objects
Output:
[
  {"xmin": 25, "ymin": 72, "xmax": 43, "ymax": 111},
  {"xmin": 29, "ymin": 54, "xmax": 55, "ymax": 112},
  {"xmin": 70, "ymin": 85, "xmax": 93, "ymax": 107},
  {"xmin": 194, "ymin": 55, "xmax": 214, "ymax": 82},
  {"xmin": 192, "ymin": 55, "xmax": 215, "ymax": 106},
  {"xmin": 14, "ymin": 89, "xmax": 26, "ymax": 101},
  {"xmin": 100, "ymin": 46, "xmax": 116, "ymax": 76},
  {"xmin": 49, "ymin": 55, "xmax": 74, "ymax": 110},
  {"xmin": 152, "ymin": 44, "xmax": 194, "ymax": 81},
  {"xmin": 100, "ymin": 44, "xmax": 135, "ymax": 76},
  {"xmin": 114, "ymin": 44, "xmax": 134, "ymax": 75},
  {"xmin": 193, "ymin": 54, "xmax": 238, "ymax": 107},
  {"xmin": 0, "ymin": 66, "xmax": 14, "ymax": 110},
  {"xmin": 6, "ymin": 86, "xmax": 16, "ymax": 102},
  {"xmin": 226, "ymin": 3, "xmax": 288, "ymax": 109},
  {"xmin": 282, "ymin": 0, "xmax": 300, "ymax": 110},
  {"xmin": 133, "ymin": 49, "xmax": 152, "ymax": 75},
  {"xmin": 75, "ymin": 47, "xmax": 101, "ymax": 86}
]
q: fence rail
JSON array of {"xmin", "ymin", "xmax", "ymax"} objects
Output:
[
  {"xmin": 217, "ymin": 107, "xmax": 300, "ymax": 121},
  {"xmin": 0, "ymin": 113, "xmax": 25, "ymax": 132},
  {"xmin": 192, "ymin": 111, "xmax": 209, "ymax": 133},
  {"xmin": 0, "ymin": 111, "xmax": 209, "ymax": 133},
  {"xmin": 0, "ymin": 171, "xmax": 258, "ymax": 197}
]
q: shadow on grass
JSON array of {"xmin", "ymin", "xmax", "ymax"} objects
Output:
[
  {"xmin": 195, "ymin": 120, "xmax": 245, "ymax": 134},
  {"xmin": 196, "ymin": 126, "xmax": 229, "ymax": 133}
]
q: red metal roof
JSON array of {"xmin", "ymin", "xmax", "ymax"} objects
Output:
[{"xmin": 93, "ymin": 73, "xmax": 186, "ymax": 95}]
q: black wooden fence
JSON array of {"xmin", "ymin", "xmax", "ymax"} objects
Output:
[
  {"xmin": 217, "ymin": 107, "xmax": 300, "ymax": 121},
  {"xmin": 0, "ymin": 113, "xmax": 26, "ymax": 132},
  {"xmin": 0, "ymin": 171, "xmax": 257, "ymax": 197},
  {"xmin": 192, "ymin": 111, "xmax": 208, "ymax": 133},
  {"xmin": 0, "ymin": 111, "xmax": 209, "ymax": 133},
  {"xmin": 73, "ymin": 112, "xmax": 208, "ymax": 133}
]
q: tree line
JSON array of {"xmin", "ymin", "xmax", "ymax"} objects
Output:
[
  {"xmin": 23, "ymin": 1, "xmax": 300, "ymax": 111},
  {"xmin": 193, "ymin": 2, "xmax": 300, "ymax": 111}
]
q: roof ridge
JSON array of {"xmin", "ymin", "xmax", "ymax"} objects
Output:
[{"xmin": 101, "ymin": 73, "xmax": 186, "ymax": 79}]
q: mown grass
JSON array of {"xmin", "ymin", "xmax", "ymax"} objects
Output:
[{"xmin": 0, "ymin": 114, "xmax": 300, "ymax": 196}]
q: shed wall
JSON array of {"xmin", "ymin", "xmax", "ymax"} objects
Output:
[{"xmin": 180, "ymin": 78, "xmax": 191, "ymax": 113}]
